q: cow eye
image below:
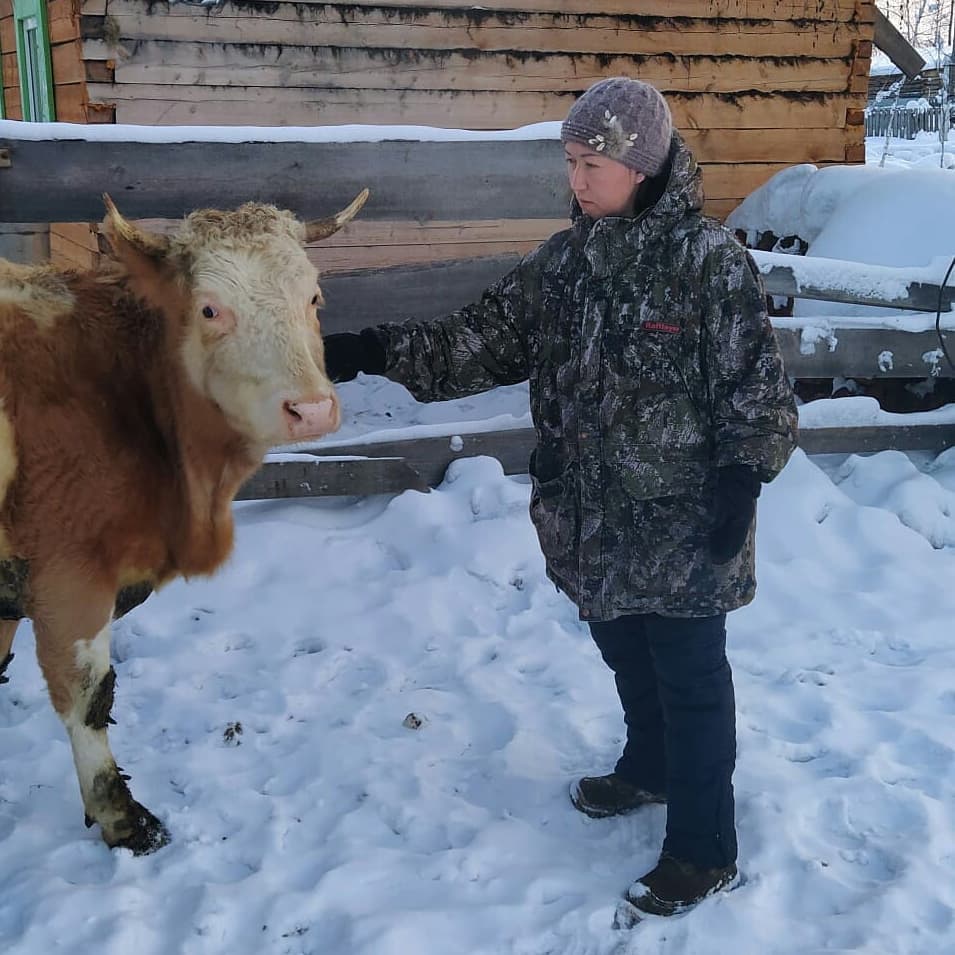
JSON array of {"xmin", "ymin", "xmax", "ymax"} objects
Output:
[
  {"xmin": 201, "ymin": 305, "xmax": 218, "ymax": 319},
  {"xmin": 311, "ymin": 294, "xmax": 320, "ymax": 307}
]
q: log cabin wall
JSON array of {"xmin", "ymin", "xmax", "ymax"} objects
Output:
[{"xmin": 49, "ymin": 1, "xmax": 878, "ymax": 279}]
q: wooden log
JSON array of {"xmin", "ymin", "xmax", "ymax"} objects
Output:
[
  {"xmin": 685, "ymin": 127, "xmax": 861, "ymax": 163},
  {"xmin": 702, "ymin": 163, "xmax": 795, "ymax": 200},
  {"xmin": 309, "ymin": 220, "xmax": 559, "ymax": 274},
  {"xmin": 237, "ymin": 420, "xmax": 955, "ymax": 501},
  {"xmin": 87, "ymin": 82, "xmax": 578, "ymax": 129},
  {"xmin": 51, "ymin": 82, "xmax": 89, "ymax": 123},
  {"xmin": 99, "ymin": 41, "xmax": 858, "ymax": 95},
  {"xmin": 847, "ymin": 106, "xmax": 866, "ymax": 126},
  {"xmin": 317, "ymin": 257, "xmax": 522, "ymax": 332},
  {"xmin": 796, "ymin": 424, "xmax": 955, "ymax": 454},
  {"xmin": 125, "ymin": 209, "xmax": 747, "ymax": 274},
  {"xmin": 0, "ymin": 15, "xmax": 13, "ymax": 54},
  {"xmin": 705, "ymin": 198, "xmax": 744, "ymax": 221},
  {"xmin": 0, "ymin": 137, "xmax": 571, "ymax": 223},
  {"xmin": 873, "ymin": 8, "xmax": 925, "ymax": 79},
  {"xmin": 121, "ymin": 215, "xmax": 565, "ymax": 274},
  {"xmin": 2, "ymin": 51, "xmax": 17, "ymax": 91},
  {"xmin": 50, "ymin": 221, "xmax": 100, "ymax": 253},
  {"xmin": 101, "ymin": 1, "xmax": 864, "ymax": 58},
  {"xmin": 256, "ymin": 428, "xmax": 541, "ymax": 493},
  {"xmin": 210, "ymin": 0, "xmax": 868, "ymax": 20},
  {"xmin": 84, "ymin": 103, "xmax": 116, "ymax": 123},
  {"xmin": 775, "ymin": 327, "xmax": 955, "ymax": 380},
  {"xmin": 236, "ymin": 456, "xmax": 431, "ymax": 499},
  {"xmin": 85, "ymin": 60, "xmax": 114, "ymax": 83},
  {"xmin": 845, "ymin": 143, "xmax": 866, "ymax": 163},
  {"xmin": 51, "ymin": 40, "xmax": 85, "ymax": 86},
  {"xmin": 1, "ymin": 95, "xmax": 21, "ymax": 120},
  {"xmin": 85, "ymin": 83, "xmax": 866, "ymax": 132},
  {"xmin": 754, "ymin": 253, "xmax": 955, "ymax": 314},
  {"xmin": 49, "ymin": 226, "xmax": 98, "ymax": 270},
  {"xmin": 48, "ymin": 0, "xmax": 79, "ymax": 45}
]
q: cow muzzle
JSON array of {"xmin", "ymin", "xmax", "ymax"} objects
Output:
[{"xmin": 282, "ymin": 396, "xmax": 340, "ymax": 440}]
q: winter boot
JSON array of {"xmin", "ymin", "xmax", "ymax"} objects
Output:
[
  {"xmin": 624, "ymin": 852, "xmax": 739, "ymax": 917},
  {"xmin": 570, "ymin": 773, "xmax": 665, "ymax": 819}
]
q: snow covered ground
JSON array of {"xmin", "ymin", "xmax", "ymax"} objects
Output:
[{"xmin": 2, "ymin": 130, "xmax": 955, "ymax": 954}]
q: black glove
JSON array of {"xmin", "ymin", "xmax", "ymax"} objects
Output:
[
  {"xmin": 322, "ymin": 329, "xmax": 387, "ymax": 383},
  {"xmin": 709, "ymin": 465, "xmax": 762, "ymax": 565}
]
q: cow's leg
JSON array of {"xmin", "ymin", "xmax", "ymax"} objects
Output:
[
  {"xmin": 0, "ymin": 620, "xmax": 17, "ymax": 683},
  {"xmin": 33, "ymin": 585, "xmax": 170, "ymax": 854}
]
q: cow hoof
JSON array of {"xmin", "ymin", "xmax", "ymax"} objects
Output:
[{"xmin": 105, "ymin": 803, "xmax": 171, "ymax": 856}]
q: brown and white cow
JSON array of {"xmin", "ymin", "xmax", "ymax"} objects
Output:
[{"xmin": 0, "ymin": 190, "xmax": 367, "ymax": 853}]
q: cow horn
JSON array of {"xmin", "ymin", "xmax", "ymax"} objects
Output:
[
  {"xmin": 101, "ymin": 194, "xmax": 170, "ymax": 258},
  {"xmin": 304, "ymin": 188, "xmax": 370, "ymax": 244}
]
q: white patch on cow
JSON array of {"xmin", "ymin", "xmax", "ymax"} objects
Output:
[
  {"xmin": 0, "ymin": 398, "xmax": 16, "ymax": 555},
  {"xmin": 72, "ymin": 620, "xmax": 111, "ymax": 679},
  {"xmin": 0, "ymin": 259, "xmax": 74, "ymax": 328},
  {"xmin": 64, "ymin": 624, "xmax": 118, "ymax": 807},
  {"xmin": 179, "ymin": 239, "xmax": 334, "ymax": 446}
]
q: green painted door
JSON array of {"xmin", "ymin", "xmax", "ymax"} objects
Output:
[{"xmin": 13, "ymin": 0, "xmax": 56, "ymax": 122}]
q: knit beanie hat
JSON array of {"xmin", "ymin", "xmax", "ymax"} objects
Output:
[{"xmin": 561, "ymin": 77, "xmax": 673, "ymax": 177}]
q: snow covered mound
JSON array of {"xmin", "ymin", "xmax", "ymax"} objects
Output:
[
  {"xmin": 728, "ymin": 161, "xmax": 955, "ymax": 319},
  {"xmin": 793, "ymin": 167, "xmax": 955, "ymax": 318},
  {"xmin": 4, "ymin": 447, "xmax": 955, "ymax": 954},
  {"xmin": 726, "ymin": 163, "xmax": 896, "ymax": 247}
]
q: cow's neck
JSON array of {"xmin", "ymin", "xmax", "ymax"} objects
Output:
[
  {"xmin": 137, "ymin": 318, "xmax": 260, "ymax": 578},
  {"xmin": 167, "ymin": 381, "xmax": 257, "ymax": 577}
]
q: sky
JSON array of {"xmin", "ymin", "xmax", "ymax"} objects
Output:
[{"xmin": 1, "ymin": 127, "xmax": 955, "ymax": 954}]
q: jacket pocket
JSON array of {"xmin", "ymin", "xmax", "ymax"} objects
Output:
[
  {"xmin": 529, "ymin": 473, "xmax": 578, "ymax": 559},
  {"xmin": 618, "ymin": 453, "xmax": 710, "ymax": 502}
]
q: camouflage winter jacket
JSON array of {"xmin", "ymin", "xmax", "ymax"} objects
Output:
[{"xmin": 373, "ymin": 133, "xmax": 798, "ymax": 620}]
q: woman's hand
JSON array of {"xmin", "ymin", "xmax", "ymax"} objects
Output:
[
  {"xmin": 322, "ymin": 329, "xmax": 386, "ymax": 383},
  {"xmin": 709, "ymin": 465, "xmax": 762, "ymax": 564}
]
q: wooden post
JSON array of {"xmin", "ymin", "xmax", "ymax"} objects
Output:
[{"xmin": 872, "ymin": 9, "xmax": 926, "ymax": 81}]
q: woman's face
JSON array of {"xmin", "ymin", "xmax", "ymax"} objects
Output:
[{"xmin": 564, "ymin": 141, "xmax": 646, "ymax": 218}]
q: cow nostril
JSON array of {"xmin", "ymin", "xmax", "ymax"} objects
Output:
[{"xmin": 283, "ymin": 401, "xmax": 303, "ymax": 423}]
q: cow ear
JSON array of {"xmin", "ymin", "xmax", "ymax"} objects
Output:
[
  {"xmin": 303, "ymin": 188, "xmax": 370, "ymax": 243},
  {"xmin": 101, "ymin": 194, "xmax": 171, "ymax": 264}
]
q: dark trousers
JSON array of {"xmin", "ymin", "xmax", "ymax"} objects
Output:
[{"xmin": 588, "ymin": 612, "xmax": 738, "ymax": 868}]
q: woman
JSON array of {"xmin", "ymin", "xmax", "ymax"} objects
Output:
[{"xmin": 322, "ymin": 77, "xmax": 798, "ymax": 918}]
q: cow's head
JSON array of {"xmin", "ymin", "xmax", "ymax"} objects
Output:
[{"xmin": 100, "ymin": 191, "xmax": 369, "ymax": 450}]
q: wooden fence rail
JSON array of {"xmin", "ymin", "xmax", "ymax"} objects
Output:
[
  {"xmin": 865, "ymin": 105, "xmax": 953, "ymax": 139},
  {"xmin": 242, "ymin": 421, "xmax": 955, "ymax": 500},
  {"xmin": 0, "ymin": 134, "xmax": 567, "ymax": 222},
  {"xmin": 2, "ymin": 128, "xmax": 955, "ymax": 497}
]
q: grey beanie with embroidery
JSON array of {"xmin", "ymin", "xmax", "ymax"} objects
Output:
[{"xmin": 561, "ymin": 77, "xmax": 673, "ymax": 177}]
